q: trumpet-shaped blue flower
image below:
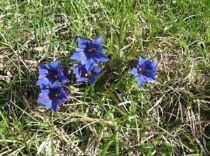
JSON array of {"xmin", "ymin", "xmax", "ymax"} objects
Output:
[
  {"xmin": 130, "ymin": 56, "xmax": 157, "ymax": 87},
  {"xmin": 37, "ymin": 82, "xmax": 69, "ymax": 112},
  {"xmin": 37, "ymin": 61, "xmax": 68, "ymax": 87},
  {"xmin": 72, "ymin": 63, "xmax": 101, "ymax": 84},
  {"xmin": 70, "ymin": 37, "xmax": 108, "ymax": 68}
]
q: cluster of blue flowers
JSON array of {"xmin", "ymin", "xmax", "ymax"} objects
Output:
[
  {"xmin": 36, "ymin": 61, "xmax": 69, "ymax": 111},
  {"xmin": 130, "ymin": 56, "xmax": 157, "ymax": 87},
  {"xmin": 36, "ymin": 36, "xmax": 157, "ymax": 112},
  {"xmin": 71, "ymin": 37, "xmax": 108, "ymax": 84}
]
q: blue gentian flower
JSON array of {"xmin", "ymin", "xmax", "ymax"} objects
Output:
[
  {"xmin": 130, "ymin": 56, "xmax": 157, "ymax": 87},
  {"xmin": 37, "ymin": 82, "xmax": 69, "ymax": 112},
  {"xmin": 37, "ymin": 61, "xmax": 68, "ymax": 87},
  {"xmin": 72, "ymin": 63, "xmax": 101, "ymax": 84},
  {"xmin": 70, "ymin": 37, "xmax": 108, "ymax": 68}
]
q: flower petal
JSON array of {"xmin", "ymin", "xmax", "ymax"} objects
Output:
[
  {"xmin": 87, "ymin": 76, "xmax": 96, "ymax": 84},
  {"xmin": 85, "ymin": 59, "xmax": 95, "ymax": 69},
  {"xmin": 95, "ymin": 48, "xmax": 108, "ymax": 62},
  {"xmin": 144, "ymin": 73, "xmax": 155, "ymax": 81},
  {"xmin": 39, "ymin": 89, "xmax": 49, "ymax": 95},
  {"xmin": 37, "ymin": 94, "xmax": 52, "ymax": 109},
  {"xmin": 51, "ymin": 99, "xmax": 62, "ymax": 112},
  {"xmin": 37, "ymin": 78, "xmax": 50, "ymax": 86},
  {"xmin": 77, "ymin": 77, "xmax": 87, "ymax": 84},
  {"xmin": 91, "ymin": 66, "xmax": 101, "ymax": 74},
  {"xmin": 58, "ymin": 70, "xmax": 69, "ymax": 84},
  {"xmin": 150, "ymin": 61, "xmax": 157, "ymax": 71},
  {"xmin": 78, "ymin": 37, "xmax": 88, "ymax": 48},
  {"xmin": 60, "ymin": 87, "xmax": 69, "ymax": 100},
  {"xmin": 136, "ymin": 76, "xmax": 147, "ymax": 87},
  {"xmin": 138, "ymin": 56, "xmax": 147, "ymax": 65},
  {"xmin": 59, "ymin": 75, "xmax": 69, "ymax": 84},
  {"xmin": 70, "ymin": 52, "xmax": 87, "ymax": 64},
  {"xmin": 130, "ymin": 68, "xmax": 138, "ymax": 77},
  {"xmin": 72, "ymin": 64, "xmax": 79, "ymax": 73},
  {"xmin": 38, "ymin": 66, "xmax": 48, "ymax": 75},
  {"xmin": 49, "ymin": 61, "xmax": 59, "ymax": 70},
  {"xmin": 51, "ymin": 82, "xmax": 60, "ymax": 88},
  {"xmin": 92, "ymin": 37, "xmax": 103, "ymax": 46}
]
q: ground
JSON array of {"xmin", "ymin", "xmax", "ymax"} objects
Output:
[{"xmin": 0, "ymin": 0, "xmax": 210, "ymax": 155}]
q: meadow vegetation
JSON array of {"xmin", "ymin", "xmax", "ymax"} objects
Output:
[{"xmin": 0, "ymin": 0, "xmax": 210, "ymax": 155}]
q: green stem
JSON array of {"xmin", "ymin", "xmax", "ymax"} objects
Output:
[{"xmin": 51, "ymin": 112, "xmax": 55, "ymax": 155}]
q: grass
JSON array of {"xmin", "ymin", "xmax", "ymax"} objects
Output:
[{"xmin": 0, "ymin": 0, "xmax": 210, "ymax": 155}]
